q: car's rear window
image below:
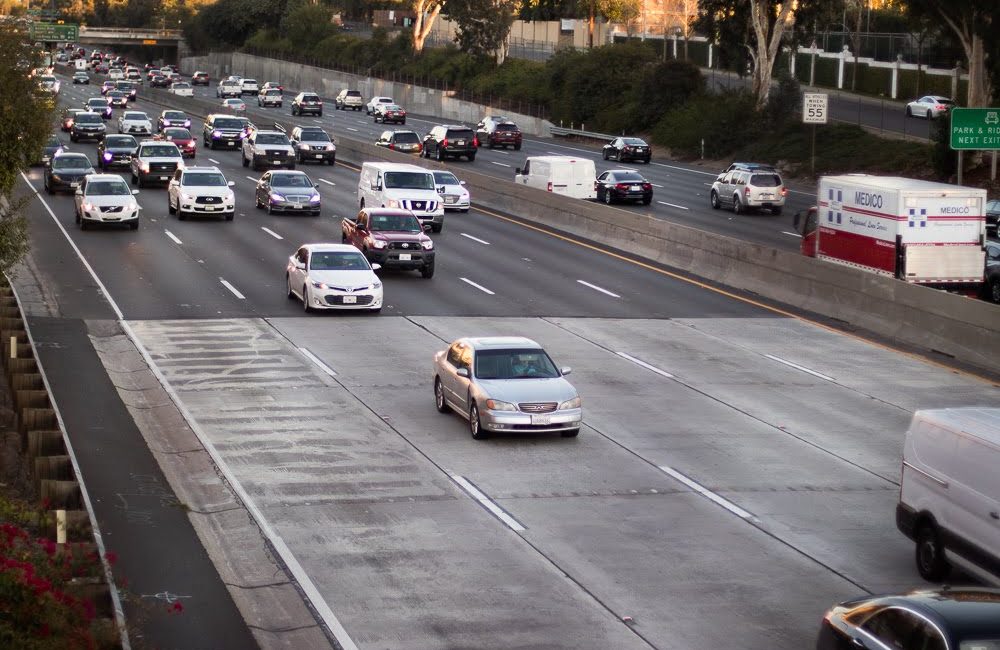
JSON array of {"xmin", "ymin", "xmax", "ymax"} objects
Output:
[
  {"xmin": 616, "ymin": 172, "xmax": 645, "ymax": 182},
  {"xmin": 447, "ymin": 129, "xmax": 475, "ymax": 140},
  {"xmin": 393, "ymin": 132, "xmax": 420, "ymax": 144},
  {"xmin": 623, "ymin": 138, "xmax": 646, "ymax": 145},
  {"xmin": 346, "ymin": 91, "xmax": 361, "ymax": 97},
  {"xmin": 496, "ymin": 124, "xmax": 518, "ymax": 132},
  {"xmin": 751, "ymin": 174, "xmax": 782, "ymax": 187},
  {"xmin": 301, "ymin": 94, "xmax": 319, "ymax": 101}
]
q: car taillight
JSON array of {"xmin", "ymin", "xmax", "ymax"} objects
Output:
[
  {"xmin": 441, "ymin": 138, "xmax": 449, "ymax": 148},
  {"xmin": 388, "ymin": 143, "xmax": 394, "ymax": 150},
  {"xmin": 416, "ymin": 143, "xmax": 423, "ymax": 152},
  {"xmin": 473, "ymin": 136, "xmax": 479, "ymax": 147},
  {"xmin": 935, "ymin": 104, "xmax": 947, "ymax": 110},
  {"xmin": 615, "ymin": 183, "xmax": 629, "ymax": 191},
  {"xmin": 642, "ymin": 183, "xmax": 652, "ymax": 190},
  {"xmin": 547, "ymin": 182, "xmax": 553, "ymax": 192},
  {"xmin": 744, "ymin": 187, "xmax": 751, "ymax": 196},
  {"xmin": 781, "ymin": 187, "xmax": 787, "ymax": 196}
]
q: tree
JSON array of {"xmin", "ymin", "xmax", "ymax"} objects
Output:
[
  {"xmin": 448, "ymin": 0, "xmax": 518, "ymax": 61},
  {"xmin": 0, "ymin": 19, "xmax": 51, "ymax": 273},
  {"xmin": 412, "ymin": 0, "xmax": 445, "ymax": 52},
  {"xmin": 906, "ymin": 0, "xmax": 993, "ymax": 106},
  {"xmin": 599, "ymin": 0, "xmax": 641, "ymax": 37}
]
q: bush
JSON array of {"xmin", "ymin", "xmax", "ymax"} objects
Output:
[
  {"xmin": 651, "ymin": 91, "xmax": 758, "ymax": 158},
  {"xmin": 764, "ymin": 72, "xmax": 801, "ymax": 128}
]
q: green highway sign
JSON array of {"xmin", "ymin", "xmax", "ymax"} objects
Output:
[
  {"xmin": 29, "ymin": 22, "xmax": 79, "ymax": 42},
  {"xmin": 950, "ymin": 107, "xmax": 1000, "ymax": 150}
]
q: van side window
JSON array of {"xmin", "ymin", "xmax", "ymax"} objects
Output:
[{"xmin": 521, "ymin": 161, "xmax": 530, "ymax": 175}]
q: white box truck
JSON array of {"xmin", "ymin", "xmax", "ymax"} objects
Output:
[
  {"xmin": 794, "ymin": 175, "xmax": 987, "ymax": 292},
  {"xmin": 514, "ymin": 156, "xmax": 597, "ymax": 200},
  {"xmin": 896, "ymin": 408, "xmax": 1000, "ymax": 585}
]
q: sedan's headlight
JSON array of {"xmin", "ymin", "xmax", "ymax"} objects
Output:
[
  {"xmin": 485, "ymin": 399, "xmax": 517, "ymax": 411},
  {"xmin": 309, "ymin": 278, "xmax": 328, "ymax": 289},
  {"xmin": 369, "ymin": 280, "xmax": 382, "ymax": 290},
  {"xmin": 558, "ymin": 397, "xmax": 582, "ymax": 410},
  {"xmin": 269, "ymin": 192, "xmax": 285, "ymax": 202},
  {"xmin": 326, "ymin": 143, "xmax": 336, "ymax": 151},
  {"xmin": 309, "ymin": 194, "xmax": 321, "ymax": 203},
  {"xmin": 421, "ymin": 240, "xmax": 434, "ymax": 250},
  {"xmin": 181, "ymin": 193, "xmax": 195, "ymax": 202}
]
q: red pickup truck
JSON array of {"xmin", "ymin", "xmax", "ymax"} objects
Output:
[{"xmin": 342, "ymin": 208, "xmax": 435, "ymax": 278}]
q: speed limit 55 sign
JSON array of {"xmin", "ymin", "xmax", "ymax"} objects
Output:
[{"xmin": 803, "ymin": 93, "xmax": 828, "ymax": 124}]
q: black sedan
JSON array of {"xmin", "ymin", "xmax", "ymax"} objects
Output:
[
  {"xmin": 596, "ymin": 169, "xmax": 653, "ymax": 205},
  {"xmin": 97, "ymin": 134, "xmax": 139, "ymax": 170},
  {"xmin": 984, "ymin": 240, "xmax": 1000, "ymax": 304},
  {"xmin": 602, "ymin": 137, "xmax": 651, "ymax": 164},
  {"xmin": 38, "ymin": 135, "xmax": 65, "ymax": 167},
  {"xmin": 817, "ymin": 588, "xmax": 1000, "ymax": 650},
  {"xmin": 149, "ymin": 75, "xmax": 170, "ymax": 88},
  {"xmin": 986, "ymin": 199, "xmax": 999, "ymax": 237},
  {"xmin": 44, "ymin": 153, "xmax": 94, "ymax": 194}
]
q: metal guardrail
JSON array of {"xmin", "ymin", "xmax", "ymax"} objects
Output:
[
  {"xmin": 549, "ymin": 126, "xmax": 616, "ymax": 142},
  {"xmin": 79, "ymin": 26, "xmax": 184, "ymax": 39}
]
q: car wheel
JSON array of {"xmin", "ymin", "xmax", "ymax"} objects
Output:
[
  {"xmin": 905, "ymin": 106, "xmax": 912, "ymax": 117},
  {"xmin": 178, "ymin": 209, "xmax": 187, "ymax": 221},
  {"xmin": 130, "ymin": 220, "xmax": 138, "ymax": 231},
  {"xmin": 432, "ymin": 224, "xmax": 442, "ymax": 233},
  {"xmin": 242, "ymin": 153, "xmax": 249, "ymax": 168},
  {"xmin": 437, "ymin": 147, "xmax": 444, "ymax": 162},
  {"xmin": 467, "ymin": 152, "xmax": 475, "ymax": 162},
  {"xmin": 644, "ymin": 157, "xmax": 651, "ymax": 164},
  {"xmin": 990, "ymin": 278, "xmax": 1000, "ymax": 304},
  {"xmin": 602, "ymin": 149, "xmax": 608, "ymax": 160},
  {"xmin": 74, "ymin": 209, "xmax": 81, "ymax": 224},
  {"xmin": 733, "ymin": 196, "xmax": 743, "ymax": 214},
  {"xmin": 286, "ymin": 274, "xmax": 295, "ymax": 299},
  {"xmin": 514, "ymin": 143, "xmax": 521, "ymax": 151},
  {"xmin": 642, "ymin": 197, "xmax": 652, "ymax": 206},
  {"xmin": 421, "ymin": 262, "xmax": 435, "ymax": 279},
  {"xmin": 915, "ymin": 523, "xmax": 951, "ymax": 581},
  {"xmin": 287, "ymin": 162, "xmax": 295, "ymax": 170},
  {"xmin": 137, "ymin": 175, "xmax": 145, "ymax": 189},
  {"xmin": 434, "ymin": 378, "xmax": 450, "ymax": 413},
  {"xmin": 317, "ymin": 111, "xmax": 322, "ymax": 117},
  {"xmin": 266, "ymin": 202, "xmax": 274, "ymax": 215},
  {"xmin": 604, "ymin": 189, "xmax": 613, "ymax": 205},
  {"xmin": 80, "ymin": 219, "xmax": 88, "ymax": 231},
  {"xmin": 710, "ymin": 191, "xmax": 720, "ymax": 209},
  {"xmin": 255, "ymin": 193, "xmax": 263, "ymax": 209},
  {"xmin": 561, "ymin": 428, "xmax": 580, "ymax": 438},
  {"xmin": 302, "ymin": 285, "xmax": 312, "ymax": 312},
  {"xmin": 469, "ymin": 403, "xmax": 487, "ymax": 440},
  {"xmin": 225, "ymin": 213, "xmax": 234, "ymax": 222}
]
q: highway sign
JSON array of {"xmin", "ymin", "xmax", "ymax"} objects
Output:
[
  {"xmin": 803, "ymin": 93, "xmax": 828, "ymax": 124},
  {"xmin": 143, "ymin": 39, "xmax": 158, "ymax": 45},
  {"xmin": 950, "ymin": 108, "xmax": 1000, "ymax": 150},
  {"xmin": 30, "ymin": 22, "xmax": 79, "ymax": 41}
]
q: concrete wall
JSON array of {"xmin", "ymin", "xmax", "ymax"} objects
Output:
[
  {"xmin": 180, "ymin": 52, "xmax": 554, "ymax": 136},
  {"xmin": 141, "ymin": 82, "xmax": 1000, "ymax": 376}
]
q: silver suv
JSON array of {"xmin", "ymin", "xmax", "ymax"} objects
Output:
[
  {"xmin": 335, "ymin": 89, "xmax": 363, "ymax": 111},
  {"xmin": 709, "ymin": 164, "xmax": 786, "ymax": 215}
]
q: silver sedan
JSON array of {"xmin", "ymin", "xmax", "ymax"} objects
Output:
[
  {"xmin": 905, "ymin": 95, "xmax": 955, "ymax": 119},
  {"xmin": 433, "ymin": 337, "xmax": 582, "ymax": 440}
]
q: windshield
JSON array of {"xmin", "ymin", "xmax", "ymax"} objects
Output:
[
  {"xmin": 309, "ymin": 252, "xmax": 369, "ymax": 271},
  {"xmin": 53, "ymin": 156, "xmax": 91, "ymax": 170},
  {"xmin": 264, "ymin": 89, "xmax": 281, "ymax": 96},
  {"xmin": 164, "ymin": 111, "xmax": 186, "ymax": 119},
  {"xmin": 433, "ymin": 171, "xmax": 459, "ymax": 185},
  {"xmin": 182, "ymin": 173, "xmax": 227, "ymax": 187},
  {"xmin": 271, "ymin": 174, "xmax": 313, "ymax": 188},
  {"xmin": 140, "ymin": 145, "xmax": 179, "ymax": 157},
  {"xmin": 616, "ymin": 172, "xmax": 645, "ymax": 182},
  {"xmin": 751, "ymin": 174, "xmax": 782, "ymax": 187},
  {"xmin": 108, "ymin": 92, "xmax": 124, "ymax": 98},
  {"xmin": 299, "ymin": 130, "xmax": 330, "ymax": 142},
  {"xmin": 87, "ymin": 180, "xmax": 131, "ymax": 196},
  {"xmin": 87, "ymin": 100, "xmax": 105, "ymax": 108},
  {"xmin": 369, "ymin": 214, "xmax": 421, "ymax": 232},
  {"xmin": 163, "ymin": 129, "xmax": 191, "ymax": 139},
  {"xmin": 76, "ymin": 114, "xmax": 101, "ymax": 124},
  {"xmin": 105, "ymin": 136, "xmax": 136, "ymax": 147},
  {"xmin": 384, "ymin": 171, "xmax": 433, "ymax": 190},
  {"xmin": 256, "ymin": 134, "xmax": 289, "ymax": 145},
  {"xmin": 214, "ymin": 118, "xmax": 244, "ymax": 129},
  {"xmin": 474, "ymin": 349, "xmax": 559, "ymax": 380},
  {"xmin": 123, "ymin": 113, "xmax": 147, "ymax": 120}
]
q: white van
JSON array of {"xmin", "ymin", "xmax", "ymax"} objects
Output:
[
  {"xmin": 74, "ymin": 58, "xmax": 87, "ymax": 71},
  {"xmin": 896, "ymin": 408, "xmax": 1000, "ymax": 584},
  {"xmin": 514, "ymin": 156, "xmax": 596, "ymax": 200},
  {"xmin": 358, "ymin": 162, "xmax": 445, "ymax": 232}
]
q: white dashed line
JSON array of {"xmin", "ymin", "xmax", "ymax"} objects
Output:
[
  {"xmin": 490, "ymin": 161, "xmax": 511, "ymax": 168},
  {"xmin": 299, "ymin": 347, "xmax": 337, "ymax": 377},
  {"xmin": 782, "ymin": 231, "xmax": 802, "ymax": 238},
  {"xmin": 658, "ymin": 466, "xmax": 755, "ymax": 520},
  {"xmin": 261, "ymin": 227, "xmax": 283, "ymax": 240},
  {"xmin": 656, "ymin": 200, "xmax": 690, "ymax": 210},
  {"xmin": 652, "ymin": 162, "xmax": 716, "ymax": 176},
  {"xmin": 577, "ymin": 280, "xmax": 620, "ymax": 297},
  {"xmin": 313, "ymin": 119, "xmax": 323, "ymax": 123},
  {"xmin": 460, "ymin": 277, "xmax": 495, "ymax": 295},
  {"xmin": 219, "ymin": 278, "xmax": 246, "ymax": 299},
  {"xmin": 763, "ymin": 354, "xmax": 836, "ymax": 382},
  {"xmin": 451, "ymin": 475, "xmax": 525, "ymax": 532},
  {"xmin": 318, "ymin": 178, "xmax": 335, "ymax": 186},
  {"xmin": 208, "ymin": 158, "xmax": 220, "ymax": 164},
  {"xmin": 650, "ymin": 183, "xmax": 664, "ymax": 188},
  {"xmin": 460, "ymin": 233, "xmax": 490, "ymax": 245},
  {"xmin": 615, "ymin": 352, "xmax": 674, "ymax": 379},
  {"xmin": 245, "ymin": 175, "xmax": 257, "ymax": 182},
  {"xmin": 346, "ymin": 127, "xmax": 359, "ymax": 132},
  {"xmin": 164, "ymin": 230, "xmax": 182, "ymax": 245}
]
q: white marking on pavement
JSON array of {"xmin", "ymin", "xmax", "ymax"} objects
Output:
[
  {"xmin": 346, "ymin": 127, "xmax": 359, "ymax": 132},
  {"xmin": 577, "ymin": 280, "xmax": 620, "ymax": 298},
  {"xmin": 659, "ymin": 465, "xmax": 755, "ymax": 520},
  {"xmin": 652, "ymin": 161, "xmax": 715, "ymax": 176},
  {"xmin": 616, "ymin": 352, "xmax": 674, "ymax": 379},
  {"xmin": 460, "ymin": 277, "xmax": 495, "ymax": 295},
  {"xmin": 763, "ymin": 354, "xmax": 836, "ymax": 382},
  {"xmin": 208, "ymin": 158, "xmax": 220, "ymax": 164},
  {"xmin": 460, "ymin": 233, "xmax": 490, "ymax": 245},
  {"xmin": 782, "ymin": 231, "xmax": 802, "ymax": 238},
  {"xmin": 219, "ymin": 278, "xmax": 246, "ymax": 299},
  {"xmin": 313, "ymin": 119, "xmax": 323, "ymax": 123},
  {"xmin": 164, "ymin": 230, "xmax": 182, "ymax": 245},
  {"xmin": 245, "ymin": 175, "xmax": 257, "ymax": 182},
  {"xmin": 451, "ymin": 475, "xmax": 525, "ymax": 532},
  {"xmin": 299, "ymin": 347, "xmax": 337, "ymax": 377},
  {"xmin": 261, "ymin": 227, "xmax": 283, "ymax": 240},
  {"xmin": 650, "ymin": 183, "xmax": 664, "ymax": 188},
  {"xmin": 490, "ymin": 161, "xmax": 511, "ymax": 168},
  {"xmin": 657, "ymin": 200, "xmax": 690, "ymax": 210},
  {"xmin": 318, "ymin": 178, "xmax": 336, "ymax": 186}
]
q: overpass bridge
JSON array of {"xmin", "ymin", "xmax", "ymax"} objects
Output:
[{"xmin": 78, "ymin": 26, "xmax": 189, "ymax": 57}]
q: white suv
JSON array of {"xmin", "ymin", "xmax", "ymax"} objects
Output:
[
  {"xmin": 167, "ymin": 166, "xmax": 236, "ymax": 221},
  {"xmin": 357, "ymin": 162, "xmax": 444, "ymax": 232},
  {"xmin": 216, "ymin": 79, "xmax": 241, "ymax": 98},
  {"xmin": 709, "ymin": 164, "xmax": 786, "ymax": 215},
  {"xmin": 240, "ymin": 78, "xmax": 259, "ymax": 95}
]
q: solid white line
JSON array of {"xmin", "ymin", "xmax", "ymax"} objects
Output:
[
  {"xmin": 260, "ymin": 226, "xmax": 283, "ymax": 240},
  {"xmin": 782, "ymin": 231, "xmax": 803, "ymax": 238},
  {"xmin": 208, "ymin": 158, "xmax": 220, "ymax": 165},
  {"xmin": 652, "ymin": 161, "xmax": 715, "ymax": 176},
  {"xmin": 346, "ymin": 127, "xmax": 359, "ymax": 132},
  {"xmin": 451, "ymin": 475, "xmax": 525, "ymax": 532},
  {"xmin": 298, "ymin": 347, "xmax": 337, "ymax": 377},
  {"xmin": 659, "ymin": 465, "xmax": 755, "ymax": 519},
  {"xmin": 650, "ymin": 183, "xmax": 664, "ymax": 188},
  {"xmin": 219, "ymin": 278, "xmax": 246, "ymax": 299},
  {"xmin": 164, "ymin": 230, "xmax": 182, "ymax": 245},
  {"xmin": 616, "ymin": 352, "xmax": 674, "ymax": 379},
  {"xmin": 577, "ymin": 280, "xmax": 620, "ymax": 298},
  {"xmin": 763, "ymin": 354, "xmax": 836, "ymax": 382},
  {"xmin": 460, "ymin": 233, "xmax": 491, "ymax": 245},
  {"xmin": 656, "ymin": 200, "xmax": 690, "ymax": 210},
  {"xmin": 460, "ymin": 277, "xmax": 495, "ymax": 295},
  {"xmin": 530, "ymin": 141, "xmax": 596, "ymax": 155},
  {"xmin": 490, "ymin": 161, "xmax": 511, "ymax": 168},
  {"xmin": 318, "ymin": 178, "xmax": 335, "ymax": 186}
]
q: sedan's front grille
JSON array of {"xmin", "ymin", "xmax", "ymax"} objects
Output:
[
  {"xmin": 99, "ymin": 205, "xmax": 124, "ymax": 213},
  {"xmin": 310, "ymin": 146, "xmax": 326, "ymax": 151},
  {"xmin": 387, "ymin": 241, "xmax": 421, "ymax": 250},
  {"xmin": 519, "ymin": 402, "xmax": 558, "ymax": 413},
  {"xmin": 324, "ymin": 295, "xmax": 374, "ymax": 306},
  {"xmin": 327, "ymin": 285, "xmax": 371, "ymax": 293}
]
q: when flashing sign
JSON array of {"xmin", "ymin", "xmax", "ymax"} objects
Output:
[{"xmin": 950, "ymin": 108, "xmax": 1000, "ymax": 150}]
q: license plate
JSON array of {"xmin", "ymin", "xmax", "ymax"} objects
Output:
[
  {"xmin": 455, "ymin": 140, "xmax": 466, "ymax": 146},
  {"xmin": 342, "ymin": 295, "xmax": 357, "ymax": 304},
  {"xmin": 272, "ymin": 160, "xmax": 282, "ymax": 164},
  {"xmin": 315, "ymin": 154, "xmax": 323, "ymax": 158},
  {"xmin": 159, "ymin": 176, "xmax": 168, "ymax": 180},
  {"xmin": 292, "ymin": 203, "xmax": 302, "ymax": 210},
  {"xmin": 70, "ymin": 182, "xmax": 80, "ymax": 188},
  {"xmin": 631, "ymin": 185, "xmax": 641, "ymax": 191},
  {"xmin": 445, "ymin": 197, "xmax": 456, "ymax": 204},
  {"xmin": 761, "ymin": 194, "xmax": 773, "ymax": 199},
  {"xmin": 398, "ymin": 253, "xmax": 412, "ymax": 261},
  {"xmin": 204, "ymin": 206, "xmax": 217, "ymax": 211},
  {"xmin": 531, "ymin": 414, "xmax": 552, "ymax": 425}
]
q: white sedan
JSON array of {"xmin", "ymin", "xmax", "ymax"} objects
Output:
[
  {"xmin": 905, "ymin": 95, "xmax": 955, "ymax": 119},
  {"xmin": 286, "ymin": 243, "xmax": 382, "ymax": 313},
  {"xmin": 432, "ymin": 170, "xmax": 470, "ymax": 212},
  {"xmin": 221, "ymin": 98, "xmax": 246, "ymax": 113},
  {"xmin": 118, "ymin": 111, "xmax": 153, "ymax": 135},
  {"xmin": 169, "ymin": 82, "xmax": 193, "ymax": 97},
  {"xmin": 365, "ymin": 96, "xmax": 394, "ymax": 115}
]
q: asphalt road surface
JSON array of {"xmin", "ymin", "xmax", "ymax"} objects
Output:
[{"xmin": 16, "ymin": 67, "xmax": 998, "ymax": 649}]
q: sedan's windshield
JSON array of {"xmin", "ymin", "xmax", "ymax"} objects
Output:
[
  {"xmin": 87, "ymin": 100, "xmax": 105, "ymax": 108},
  {"xmin": 309, "ymin": 252, "xmax": 369, "ymax": 271},
  {"xmin": 182, "ymin": 173, "xmax": 227, "ymax": 187},
  {"xmin": 163, "ymin": 129, "xmax": 191, "ymax": 139},
  {"xmin": 474, "ymin": 349, "xmax": 560, "ymax": 380},
  {"xmin": 271, "ymin": 174, "xmax": 313, "ymax": 188},
  {"xmin": 384, "ymin": 171, "xmax": 433, "ymax": 190},
  {"xmin": 123, "ymin": 112, "xmax": 147, "ymax": 120},
  {"xmin": 87, "ymin": 181, "xmax": 131, "ymax": 196},
  {"xmin": 256, "ymin": 134, "xmax": 289, "ymax": 145},
  {"xmin": 140, "ymin": 145, "xmax": 180, "ymax": 157},
  {"xmin": 433, "ymin": 171, "xmax": 459, "ymax": 185},
  {"xmin": 369, "ymin": 214, "xmax": 421, "ymax": 232},
  {"xmin": 53, "ymin": 157, "xmax": 91, "ymax": 170},
  {"xmin": 213, "ymin": 118, "xmax": 244, "ymax": 129}
]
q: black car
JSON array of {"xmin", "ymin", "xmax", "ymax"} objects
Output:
[
  {"xmin": 254, "ymin": 170, "xmax": 321, "ymax": 216},
  {"xmin": 596, "ymin": 169, "xmax": 653, "ymax": 205},
  {"xmin": 44, "ymin": 153, "xmax": 94, "ymax": 194},
  {"xmin": 70, "ymin": 112, "xmax": 107, "ymax": 142},
  {"xmin": 986, "ymin": 199, "xmax": 999, "ymax": 237},
  {"xmin": 115, "ymin": 81, "xmax": 138, "ymax": 101},
  {"xmin": 984, "ymin": 240, "xmax": 1000, "ymax": 303},
  {"xmin": 38, "ymin": 135, "xmax": 65, "ymax": 167},
  {"xmin": 85, "ymin": 98, "xmax": 113, "ymax": 120},
  {"xmin": 203, "ymin": 114, "xmax": 251, "ymax": 150},
  {"xmin": 291, "ymin": 92, "xmax": 323, "ymax": 117},
  {"xmin": 421, "ymin": 125, "xmax": 477, "ymax": 162},
  {"xmin": 149, "ymin": 75, "xmax": 170, "ymax": 88},
  {"xmin": 817, "ymin": 588, "xmax": 1000, "ymax": 650},
  {"xmin": 602, "ymin": 137, "xmax": 651, "ymax": 164},
  {"xmin": 97, "ymin": 134, "xmax": 139, "ymax": 170}
]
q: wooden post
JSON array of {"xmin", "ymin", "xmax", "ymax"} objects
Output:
[
  {"xmin": 9, "ymin": 335, "xmax": 16, "ymax": 359},
  {"xmin": 56, "ymin": 509, "xmax": 67, "ymax": 544}
]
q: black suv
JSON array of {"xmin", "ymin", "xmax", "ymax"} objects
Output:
[
  {"xmin": 70, "ymin": 112, "xmax": 107, "ymax": 142},
  {"xmin": 421, "ymin": 125, "xmax": 477, "ymax": 162},
  {"xmin": 292, "ymin": 92, "xmax": 323, "ymax": 117},
  {"xmin": 202, "ymin": 114, "xmax": 251, "ymax": 150}
]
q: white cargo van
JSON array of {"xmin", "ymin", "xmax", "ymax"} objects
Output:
[
  {"xmin": 358, "ymin": 162, "xmax": 445, "ymax": 232},
  {"xmin": 514, "ymin": 156, "xmax": 596, "ymax": 200},
  {"xmin": 74, "ymin": 58, "xmax": 87, "ymax": 71},
  {"xmin": 896, "ymin": 408, "xmax": 1000, "ymax": 584}
]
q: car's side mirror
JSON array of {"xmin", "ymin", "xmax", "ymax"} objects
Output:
[
  {"xmin": 560, "ymin": 367, "xmax": 572, "ymax": 376},
  {"xmin": 228, "ymin": 181, "xmax": 235, "ymax": 187},
  {"xmin": 456, "ymin": 368, "xmax": 470, "ymax": 378},
  {"xmin": 371, "ymin": 263, "xmax": 381, "ymax": 271},
  {"xmin": 131, "ymin": 189, "xmax": 139, "ymax": 195},
  {"xmin": 459, "ymin": 180, "xmax": 466, "ymax": 186},
  {"xmin": 74, "ymin": 189, "xmax": 83, "ymax": 196},
  {"xmin": 515, "ymin": 167, "xmax": 522, "ymax": 175},
  {"xmin": 295, "ymin": 261, "xmax": 306, "ymax": 270},
  {"xmin": 716, "ymin": 174, "xmax": 725, "ymax": 182}
]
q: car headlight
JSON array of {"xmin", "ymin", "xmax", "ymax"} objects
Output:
[
  {"xmin": 82, "ymin": 202, "xmax": 96, "ymax": 212},
  {"xmin": 102, "ymin": 152, "xmax": 113, "ymax": 161},
  {"xmin": 371, "ymin": 239, "xmax": 387, "ymax": 249},
  {"xmin": 485, "ymin": 399, "xmax": 517, "ymax": 412},
  {"xmin": 386, "ymin": 199, "xmax": 400, "ymax": 208},
  {"xmin": 212, "ymin": 129, "xmax": 221, "ymax": 137},
  {"xmin": 326, "ymin": 143, "xmax": 335, "ymax": 151},
  {"xmin": 558, "ymin": 397, "xmax": 582, "ymax": 410},
  {"xmin": 269, "ymin": 192, "xmax": 285, "ymax": 202},
  {"xmin": 309, "ymin": 194, "xmax": 320, "ymax": 203},
  {"xmin": 139, "ymin": 161, "xmax": 149, "ymax": 171},
  {"xmin": 369, "ymin": 280, "xmax": 382, "ymax": 290},
  {"xmin": 182, "ymin": 193, "xmax": 195, "ymax": 202},
  {"xmin": 309, "ymin": 278, "xmax": 328, "ymax": 289},
  {"xmin": 298, "ymin": 143, "xmax": 310, "ymax": 150},
  {"xmin": 421, "ymin": 240, "xmax": 434, "ymax": 250}
]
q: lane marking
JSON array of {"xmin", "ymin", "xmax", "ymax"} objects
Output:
[
  {"xmin": 577, "ymin": 280, "xmax": 620, "ymax": 298},
  {"xmin": 451, "ymin": 475, "xmax": 525, "ymax": 532},
  {"xmin": 164, "ymin": 230, "xmax": 182, "ymax": 245},
  {"xmin": 490, "ymin": 161, "xmax": 511, "ymax": 168},
  {"xmin": 318, "ymin": 178, "xmax": 335, "ymax": 187},
  {"xmin": 208, "ymin": 158, "xmax": 220, "ymax": 165},
  {"xmin": 346, "ymin": 127, "xmax": 359, "ymax": 132},
  {"xmin": 763, "ymin": 354, "xmax": 836, "ymax": 382},
  {"xmin": 652, "ymin": 161, "xmax": 715, "ymax": 176},
  {"xmin": 245, "ymin": 175, "xmax": 258, "ymax": 182},
  {"xmin": 219, "ymin": 278, "xmax": 246, "ymax": 299},
  {"xmin": 299, "ymin": 347, "xmax": 337, "ymax": 377},
  {"xmin": 313, "ymin": 119, "xmax": 323, "ymax": 123},
  {"xmin": 782, "ymin": 231, "xmax": 802, "ymax": 238},
  {"xmin": 657, "ymin": 200, "xmax": 690, "ymax": 210},
  {"xmin": 261, "ymin": 227, "xmax": 283, "ymax": 240},
  {"xmin": 460, "ymin": 233, "xmax": 491, "ymax": 245},
  {"xmin": 616, "ymin": 352, "xmax": 674, "ymax": 379},
  {"xmin": 650, "ymin": 183, "xmax": 664, "ymax": 188},
  {"xmin": 658, "ymin": 466, "xmax": 755, "ymax": 520},
  {"xmin": 460, "ymin": 277, "xmax": 495, "ymax": 295}
]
